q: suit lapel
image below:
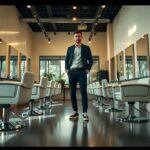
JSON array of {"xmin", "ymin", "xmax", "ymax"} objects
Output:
[
  {"xmin": 71, "ymin": 45, "xmax": 75, "ymax": 59},
  {"xmin": 81, "ymin": 44, "xmax": 84, "ymax": 60}
]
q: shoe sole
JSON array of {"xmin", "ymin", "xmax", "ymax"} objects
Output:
[
  {"xmin": 83, "ymin": 119, "xmax": 89, "ymax": 121},
  {"xmin": 69, "ymin": 116, "xmax": 79, "ymax": 120}
]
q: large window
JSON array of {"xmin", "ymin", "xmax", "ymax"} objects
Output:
[
  {"xmin": 40, "ymin": 56, "xmax": 68, "ymax": 83},
  {"xmin": 40, "ymin": 56, "xmax": 99, "ymax": 84}
]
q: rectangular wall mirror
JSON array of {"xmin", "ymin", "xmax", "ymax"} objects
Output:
[
  {"xmin": 0, "ymin": 39, "xmax": 7, "ymax": 78},
  {"xmin": 125, "ymin": 44, "xmax": 135, "ymax": 79},
  {"xmin": 136, "ymin": 34, "xmax": 150, "ymax": 77},
  {"xmin": 110, "ymin": 56, "xmax": 115, "ymax": 81},
  {"xmin": 10, "ymin": 46, "xmax": 18, "ymax": 79},
  {"xmin": 21, "ymin": 54, "xmax": 26, "ymax": 77},
  {"xmin": 28, "ymin": 58, "xmax": 31, "ymax": 71},
  {"xmin": 116, "ymin": 51, "xmax": 124, "ymax": 80}
]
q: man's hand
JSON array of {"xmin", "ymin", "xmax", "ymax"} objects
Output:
[{"xmin": 85, "ymin": 69, "xmax": 89, "ymax": 74}]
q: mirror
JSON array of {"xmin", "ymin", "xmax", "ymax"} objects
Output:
[
  {"xmin": 110, "ymin": 56, "xmax": 115, "ymax": 81},
  {"xmin": 0, "ymin": 39, "xmax": 7, "ymax": 78},
  {"xmin": 28, "ymin": 58, "xmax": 31, "ymax": 71},
  {"xmin": 89, "ymin": 57, "xmax": 99, "ymax": 83},
  {"xmin": 10, "ymin": 46, "xmax": 18, "ymax": 79},
  {"xmin": 116, "ymin": 51, "xmax": 124, "ymax": 80},
  {"xmin": 89, "ymin": 61, "xmax": 98, "ymax": 82},
  {"xmin": 21, "ymin": 54, "xmax": 26, "ymax": 77},
  {"xmin": 136, "ymin": 34, "xmax": 150, "ymax": 77},
  {"xmin": 125, "ymin": 44, "xmax": 135, "ymax": 79}
]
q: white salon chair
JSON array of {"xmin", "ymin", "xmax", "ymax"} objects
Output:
[
  {"xmin": 42, "ymin": 80, "xmax": 55, "ymax": 109},
  {"xmin": 105, "ymin": 82, "xmax": 122, "ymax": 112},
  {"xmin": 27, "ymin": 76, "xmax": 48, "ymax": 116},
  {"xmin": 0, "ymin": 72, "xmax": 35, "ymax": 131},
  {"xmin": 93, "ymin": 81, "xmax": 103, "ymax": 106},
  {"xmin": 114, "ymin": 82, "xmax": 150, "ymax": 122}
]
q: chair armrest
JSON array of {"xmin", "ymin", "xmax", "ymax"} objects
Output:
[
  {"xmin": 34, "ymin": 83, "xmax": 41, "ymax": 87},
  {"xmin": 0, "ymin": 81, "xmax": 23, "ymax": 98},
  {"xmin": 33, "ymin": 83, "xmax": 46, "ymax": 89},
  {"xmin": 120, "ymin": 83, "xmax": 150, "ymax": 87},
  {"xmin": 120, "ymin": 83, "xmax": 150, "ymax": 97},
  {"xmin": 0, "ymin": 81, "xmax": 23, "ymax": 86},
  {"xmin": 105, "ymin": 85, "xmax": 112, "ymax": 89}
]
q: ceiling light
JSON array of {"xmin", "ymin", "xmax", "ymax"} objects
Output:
[
  {"xmin": 33, "ymin": 14, "xmax": 37, "ymax": 18},
  {"xmin": 88, "ymin": 38, "xmax": 91, "ymax": 44},
  {"xmin": 48, "ymin": 38, "xmax": 51, "ymax": 44},
  {"xmin": 0, "ymin": 38, "xmax": 2, "ymax": 44},
  {"xmin": 72, "ymin": 17, "xmax": 77, "ymax": 21},
  {"xmin": 101, "ymin": 5, "xmax": 106, "ymax": 9},
  {"xmin": 98, "ymin": 14, "xmax": 101, "ymax": 18},
  {"xmin": 37, "ymin": 22, "xmax": 40, "ymax": 25},
  {"xmin": 27, "ymin": 5, "xmax": 31, "ymax": 9},
  {"xmin": 73, "ymin": 6, "xmax": 77, "ymax": 10},
  {"xmin": 95, "ymin": 22, "xmax": 98, "ymax": 25}
]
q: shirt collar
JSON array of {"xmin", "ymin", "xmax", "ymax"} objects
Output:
[{"xmin": 75, "ymin": 43, "xmax": 82, "ymax": 48}]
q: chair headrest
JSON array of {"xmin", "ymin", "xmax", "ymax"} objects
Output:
[
  {"xmin": 40, "ymin": 76, "xmax": 48, "ymax": 88},
  {"xmin": 21, "ymin": 72, "xmax": 35, "ymax": 88}
]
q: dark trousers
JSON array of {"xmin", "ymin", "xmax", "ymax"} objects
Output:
[{"xmin": 68, "ymin": 70, "xmax": 88, "ymax": 113}]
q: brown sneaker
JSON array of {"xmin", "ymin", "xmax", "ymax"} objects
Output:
[
  {"xmin": 69, "ymin": 112, "xmax": 79, "ymax": 120},
  {"xmin": 83, "ymin": 113, "xmax": 89, "ymax": 121}
]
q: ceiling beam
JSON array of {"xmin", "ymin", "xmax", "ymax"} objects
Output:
[
  {"xmin": 20, "ymin": 18, "xmax": 110, "ymax": 24},
  {"xmin": 46, "ymin": 5, "xmax": 57, "ymax": 31}
]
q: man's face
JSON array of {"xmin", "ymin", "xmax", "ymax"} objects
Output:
[{"xmin": 74, "ymin": 33, "xmax": 82, "ymax": 44}]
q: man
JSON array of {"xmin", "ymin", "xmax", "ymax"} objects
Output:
[{"xmin": 65, "ymin": 30, "xmax": 93, "ymax": 121}]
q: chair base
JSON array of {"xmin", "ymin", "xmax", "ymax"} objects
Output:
[
  {"xmin": 21, "ymin": 110, "xmax": 43, "ymax": 117},
  {"xmin": 28, "ymin": 110, "xmax": 43, "ymax": 116},
  {"xmin": 38, "ymin": 104, "xmax": 51, "ymax": 110},
  {"xmin": 116, "ymin": 115, "xmax": 149, "ymax": 123},
  {"xmin": 105, "ymin": 107, "xmax": 123, "ymax": 112},
  {"xmin": 0, "ymin": 122, "xmax": 26, "ymax": 131}
]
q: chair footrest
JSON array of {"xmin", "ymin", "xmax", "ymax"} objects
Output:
[
  {"xmin": 105, "ymin": 107, "xmax": 123, "ymax": 112},
  {"xmin": 28, "ymin": 110, "xmax": 43, "ymax": 116},
  {"xmin": 116, "ymin": 115, "xmax": 149, "ymax": 123},
  {"xmin": 0, "ymin": 121, "xmax": 26, "ymax": 131}
]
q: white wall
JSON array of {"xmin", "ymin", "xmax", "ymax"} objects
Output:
[
  {"xmin": 113, "ymin": 5, "xmax": 150, "ymax": 111},
  {"xmin": 113, "ymin": 5, "xmax": 150, "ymax": 54},
  {"xmin": 0, "ymin": 5, "xmax": 33, "ymax": 58}
]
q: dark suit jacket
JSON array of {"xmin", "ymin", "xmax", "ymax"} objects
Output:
[{"xmin": 65, "ymin": 44, "xmax": 93, "ymax": 71}]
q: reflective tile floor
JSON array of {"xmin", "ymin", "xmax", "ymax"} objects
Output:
[{"xmin": 0, "ymin": 100, "xmax": 150, "ymax": 147}]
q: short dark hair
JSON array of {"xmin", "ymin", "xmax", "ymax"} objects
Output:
[{"xmin": 73, "ymin": 30, "xmax": 82, "ymax": 35}]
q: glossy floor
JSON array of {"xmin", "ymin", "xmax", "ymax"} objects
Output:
[{"xmin": 0, "ymin": 100, "xmax": 150, "ymax": 147}]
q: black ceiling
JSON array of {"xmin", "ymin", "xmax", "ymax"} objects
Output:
[{"xmin": 15, "ymin": 5, "xmax": 122, "ymax": 32}]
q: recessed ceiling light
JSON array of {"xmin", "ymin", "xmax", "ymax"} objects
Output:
[
  {"xmin": 27, "ymin": 5, "xmax": 31, "ymax": 8},
  {"xmin": 73, "ymin": 6, "xmax": 77, "ymax": 10},
  {"xmin": 72, "ymin": 17, "xmax": 77, "ymax": 21},
  {"xmin": 101, "ymin": 5, "xmax": 106, "ymax": 9}
]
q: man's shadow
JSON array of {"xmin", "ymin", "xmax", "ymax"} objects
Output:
[
  {"xmin": 81, "ymin": 122, "xmax": 88, "ymax": 146},
  {"xmin": 70, "ymin": 120, "xmax": 89, "ymax": 146},
  {"xmin": 70, "ymin": 120, "xmax": 78, "ymax": 146}
]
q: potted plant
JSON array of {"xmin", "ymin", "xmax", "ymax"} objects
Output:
[
  {"xmin": 56, "ymin": 73, "xmax": 66, "ymax": 90},
  {"xmin": 43, "ymin": 72, "xmax": 55, "ymax": 81}
]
